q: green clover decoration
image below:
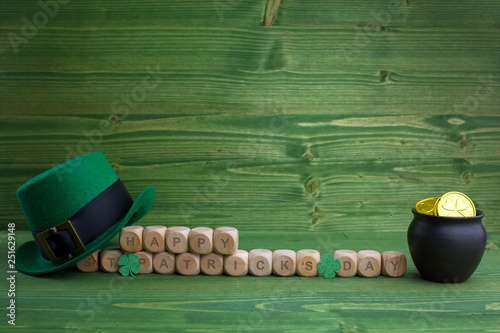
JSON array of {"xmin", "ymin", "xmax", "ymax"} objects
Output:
[
  {"xmin": 317, "ymin": 254, "xmax": 342, "ymax": 279},
  {"xmin": 118, "ymin": 253, "xmax": 141, "ymax": 277}
]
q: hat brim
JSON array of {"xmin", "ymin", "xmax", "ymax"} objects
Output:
[{"xmin": 16, "ymin": 186, "xmax": 155, "ymax": 276}]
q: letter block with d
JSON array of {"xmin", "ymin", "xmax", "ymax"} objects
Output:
[{"xmin": 334, "ymin": 250, "xmax": 357, "ymax": 277}]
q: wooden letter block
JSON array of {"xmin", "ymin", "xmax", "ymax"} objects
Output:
[
  {"xmin": 224, "ymin": 250, "xmax": 248, "ymax": 277},
  {"xmin": 296, "ymin": 249, "xmax": 320, "ymax": 277},
  {"xmin": 153, "ymin": 252, "xmax": 176, "ymax": 274},
  {"xmin": 143, "ymin": 225, "xmax": 167, "ymax": 253},
  {"xmin": 333, "ymin": 250, "xmax": 358, "ymax": 278},
  {"xmin": 176, "ymin": 253, "xmax": 200, "ymax": 275},
  {"xmin": 213, "ymin": 227, "xmax": 238, "ymax": 255},
  {"xmin": 200, "ymin": 253, "xmax": 224, "ymax": 276},
  {"xmin": 272, "ymin": 250, "xmax": 296, "ymax": 277},
  {"xmin": 120, "ymin": 226, "xmax": 144, "ymax": 252},
  {"xmin": 248, "ymin": 249, "xmax": 272, "ymax": 277},
  {"xmin": 76, "ymin": 250, "xmax": 100, "ymax": 273},
  {"xmin": 189, "ymin": 227, "xmax": 213, "ymax": 254},
  {"xmin": 136, "ymin": 251, "xmax": 153, "ymax": 274},
  {"xmin": 165, "ymin": 226, "xmax": 190, "ymax": 254},
  {"xmin": 100, "ymin": 247, "xmax": 123, "ymax": 273},
  {"xmin": 381, "ymin": 251, "xmax": 407, "ymax": 277},
  {"xmin": 357, "ymin": 250, "xmax": 381, "ymax": 278}
]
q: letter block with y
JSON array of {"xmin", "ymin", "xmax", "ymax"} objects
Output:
[
  {"xmin": 214, "ymin": 227, "xmax": 238, "ymax": 255},
  {"xmin": 381, "ymin": 251, "xmax": 406, "ymax": 277}
]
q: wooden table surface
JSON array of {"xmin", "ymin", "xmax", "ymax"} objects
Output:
[{"xmin": 1, "ymin": 0, "xmax": 499, "ymax": 332}]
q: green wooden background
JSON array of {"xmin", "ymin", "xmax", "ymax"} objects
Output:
[{"xmin": 1, "ymin": 0, "xmax": 499, "ymax": 332}]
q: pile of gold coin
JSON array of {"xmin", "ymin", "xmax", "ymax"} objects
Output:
[{"xmin": 415, "ymin": 191, "xmax": 476, "ymax": 217}]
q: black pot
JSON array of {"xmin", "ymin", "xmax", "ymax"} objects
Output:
[{"xmin": 407, "ymin": 208, "xmax": 486, "ymax": 283}]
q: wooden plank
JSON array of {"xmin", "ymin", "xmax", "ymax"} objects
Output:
[
  {"xmin": 1, "ymin": 0, "xmax": 499, "ymax": 330},
  {"xmin": 1, "ymin": 0, "xmax": 499, "ymax": 29},
  {"xmin": 1, "ymin": 113, "xmax": 500, "ymax": 232},
  {"xmin": 2, "ymin": 230, "xmax": 500, "ymax": 332},
  {"xmin": 1, "ymin": 27, "xmax": 499, "ymax": 74},
  {"xmin": 0, "ymin": 69, "xmax": 499, "ymax": 116}
]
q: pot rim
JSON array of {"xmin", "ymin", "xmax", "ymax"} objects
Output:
[{"xmin": 411, "ymin": 207, "xmax": 484, "ymax": 221}]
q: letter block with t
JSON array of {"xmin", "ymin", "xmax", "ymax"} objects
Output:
[
  {"xmin": 334, "ymin": 250, "xmax": 357, "ymax": 277},
  {"xmin": 143, "ymin": 226, "xmax": 167, "ymax": 253},
  {"xmin": 166, "ymin": 227, "xmax": 190, "ymax": 253},
  {"xmin": 76, "ymin": 250, "xmax": 100, "ymax": 273},
  {"xmin": 357, "ymin": 250, "xmax": 381, "ymax": 278},
  {"xmin": 100, "ymin": 247, "xmax": 123, "ymax": 273},
  {"xmin": 176, "ymin": 253, "xmax": 200, "ymax": 275},
  {"xmin": 381, "ymin": 251, "xmax": 406, "ymax": 277},
  {"xmin": 189, "ymin": 227, "xmax": 214, "ymax": 254},
  {"xmin": 153, "ymin": 252, "xmax": 175, "ymax": 274},
  {"xmin": 248, "ymin": 249, "xmax": 272, "ymax": 276},
  {"xmin": 272, "ymin": 250, "xmax": 296, "ymax": 276},
  {"xmin": 120, "ymin": 226, "xmax": 144, "ymax": 252}
]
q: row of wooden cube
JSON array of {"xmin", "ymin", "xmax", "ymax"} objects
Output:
[
  {"xmin": 119, "ymin": 226, "xmax": 238, "ymax": 255},
  {"xmin": 77, "ymin": 248, "xmax": 406, "ymax": 278}
]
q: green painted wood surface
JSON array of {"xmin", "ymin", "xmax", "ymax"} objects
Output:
[{"xmin": 1, "ymin": 0, "xmax": 499, "ymax": 331}]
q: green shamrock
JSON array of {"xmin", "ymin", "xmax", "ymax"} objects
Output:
[
  {"xmin": 118, "ymin": 253, "xmax": 141, "ymax": 277},
  {"xmin": 317, "ymin": 254, "xmax": 342, "ymax": 279}
]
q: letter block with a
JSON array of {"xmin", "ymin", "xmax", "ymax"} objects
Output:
[
  {"xmin": 357, "ymin": 250, "xmax": 381, "ymax": 278},
  {"xmin": 153, "ymin": 252, "xmax": 175, "ymax": 274},
  {"xmin": 143, "ymin": 225, "xmax": 167, "ymax": 253}
]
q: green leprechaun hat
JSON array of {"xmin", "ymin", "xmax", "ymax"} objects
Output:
[{"xmin": 16, "ymin": 152, "xmax": 155, "ymax": 275}]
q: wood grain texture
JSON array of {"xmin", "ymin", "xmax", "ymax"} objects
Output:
[
  {"xmin": 0, "ymin": 0, "xmax": 499, "ymax": 331},
  {"xmin": 2, "ymin": 231, "xmax": 500, "ymax": 332}
]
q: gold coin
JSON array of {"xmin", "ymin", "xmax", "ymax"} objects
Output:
[
  {"xmin": 415, "ymin": 197, "xmax": 439, "ymax": 215},
  {"xmin": 435, "ymin": 191, "xmax": 476, "ymax": 217}
]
